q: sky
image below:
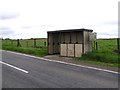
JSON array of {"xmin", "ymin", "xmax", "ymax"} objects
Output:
[{"xmin": 0, "ymin": 0, "xmax": 119, "ymax": 39}]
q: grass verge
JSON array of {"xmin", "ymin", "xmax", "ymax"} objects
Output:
[
  {"xmin": 80, "ymin": 52, "xmax": 119, "ymax": 67},
  {"xmin": 2, "ymin": 45, "xmax": 48, "ymax": 57},
  {"xmin": 2, "ymin": 39, "xmax": 119, "ymax": 68}
]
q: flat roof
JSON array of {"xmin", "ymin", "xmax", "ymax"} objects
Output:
[{"xmin": 47, "ymin": 28, "xmax": 93, "ymax": 33}]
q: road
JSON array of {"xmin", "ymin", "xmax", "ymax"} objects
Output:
[{"xmin": 2, "ymin": 50, "xmax": 119, "ymax": 88}]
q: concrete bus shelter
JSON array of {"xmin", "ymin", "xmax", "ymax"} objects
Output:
[{"xmin": 47, "ymin": 29, "xmax": 93, "ymax": 57}]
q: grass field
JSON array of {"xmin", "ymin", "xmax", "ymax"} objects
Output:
[
  {"xmin": 1, "ymin": 38, "xmax": 120, "ymax": 67},
  {"xmin": 2, "ymin": 38, "xmax": 47, "ymax": 48},
  {"xmin": 2, "ymin": 38, "xmax": 48, "ymax": 57},
  {"xmin": 80, "ymin": 39, "xmax": 119, "ymax": 67}
]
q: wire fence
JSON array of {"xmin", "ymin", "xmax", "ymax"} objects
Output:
[
  {"xmin": 2, "ymin": 38, "xmax": 120, "ymax": 54},
  {"xmin": 2, "ymin": 38, "xmax": 47, "ymax": 48},
  {"xmin": 92, "ymin": 38, "xmax": 120, "ymax": 54}
]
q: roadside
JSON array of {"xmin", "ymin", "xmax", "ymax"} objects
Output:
[
  {"xmin": 1, "ymin": 47, "xmax": 119, "ymax": 72},
  {"xmin": 43, "ymin": 55, "xmax": 119, "ymax": 72},
  {"xmin": 2, "ymin": 39, "xmax": 119, "ymax": 71},
  {"xmin": 2, "ymin": 50, "xmax": 119, "ymax": 73}
]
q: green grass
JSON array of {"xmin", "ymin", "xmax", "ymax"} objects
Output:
[
  {"xmin": 2, "ymin": 38, "xmax": 47, "ymax": 48},
  {"xmin": 79, "ymin": 58, "xmax": 119, "ymax": 67},
  {"xmin": 19, "ymin": 39, "xmax": 47, "ymax": 47},
  {"xmin": 80, "ymin": 39, "xmax": 119, "ymax": 67},
  {"xmin": 81, "ymin": 52, "xmax": 119, "ymax": 63},
  {"xmin": 2, "ymin": 38, "xmax": 120, "ymax": 67},
  {"xmin": 96, "ymin": 39, "xmax": 118, "ymax": 52},
  {"xmin": 2, "ymin": 45, "xmax": 48, "ymax": 57},
  {"xmin": 2, "ymin": 38, "xmax": 48, "ymax": 57},
  {"xmin": 0, "ymin": 40, "xmax": 2, "ymax": 49}
]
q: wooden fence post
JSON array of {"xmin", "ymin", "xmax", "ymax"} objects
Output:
[
  {"xmin": 117, "ymin": 38, "xmax": 120, "ymax": 53},
  {"xmin": 96, "ymin": 42, "xmax": 98, "ymax": 51},
  {"xmin": 34, "ymin": 39, "xmax": 36, "ymax": 48},
  {"xmin": 17, "ymin": 39, "xmax": 20, "ymax": 47},
  {"xmin": 26, "ymin": 41, "xmax": 28, "ymax": 47},
  {"xmin": 44, "ymin": 42, "xmax": 46, "ymax": 46},
  {"xmin": 94, "ymin": 41, "xmax": 96, "ymax": 51}
]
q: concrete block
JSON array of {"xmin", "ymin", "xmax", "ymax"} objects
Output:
[
  {"xmin": 60, "ymin": 44, "xmax": 67, "ymax": 56},
  {"xmin": 68, "ymin": 44, "xmax": 74, "ymax": 57},
  {"xmin": 75, "ymin": 44, "xmax": 82, "ymax": 57}
]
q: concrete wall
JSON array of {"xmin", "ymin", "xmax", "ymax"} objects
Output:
[
  {"xmin": 48, "ymin": 30, "xmax": 92, "ymax": 57},
  {"xmin": 60, "ymin": 44, "xmax": 67, "ymax": 56},
  {"xmin": 48, "ymin": 33, "xmax": 53, "ymax": 54},
  {"xmin": 60, "ymin": 32, "xmax": 83, "ymax": 44},
  {"xmin": 65, "ymin": 32, "xmax": 70, "ymax": 43},
  {"xmin": 60, "ymin": 44, "xmax": 82, "ymax": 57},
  {"xmin": 77, "ymin": 32, "xmax": 83, "ymax": 44},
  {"xmin": 75, "ymin": 44, "xmax": 82, "ymax": 57},
  {"xmin": 89, "ymin": 32, "xmax": 93, "ymax": 52},
  {"xmin": 71, "ymin": 32, "xmax": 76, "ymax": 43},
  {"xmin": 83, "ymin": 31, "xmax": 92, "ymax": 53},
  {"xmin": 61, "ymin": 33, "xmax": 65, "ymax": 43},
  {"xmin": 68, "ymin": 44, "xmax": 74, "ymax": 57}
]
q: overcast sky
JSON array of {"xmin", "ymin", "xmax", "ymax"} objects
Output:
[{"xmin": 0, "ymin": 0, "xmax": 119, "ymax": 39}]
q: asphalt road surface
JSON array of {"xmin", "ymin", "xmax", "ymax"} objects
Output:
[{"xmin": 2, "ymin": 50, "xmax": 119, "ymax": 88}]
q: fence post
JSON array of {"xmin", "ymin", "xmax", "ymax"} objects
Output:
[
  {"xmin": 44, "ymin": 42, "xmax": 46, "ymax": 46},
  {"xmin": 34, "ymin": 39, "xmax": 36, "ymax": 48},
  {"xmin": 117, "ymin": 38, "xmax": 120, "ymax": 53},
  {"xmin": 26, "ymin": 41, "xmax": 28, "ymax": 47},
  {"xmin": 94, "ymin": 41, "xmax": 96, "ymax": 51},
  {"xmin": 17, "ymin": 39, "xmax": 20, "ymax": 47},
  {"xmin": 96, "ymin": 42, "xmax": 98, "ymax": 51}
]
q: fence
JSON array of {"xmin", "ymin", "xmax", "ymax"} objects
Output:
[
  {"xmin": 117, "ymin": 38, "xmax": 120, "ymax": 53},
  {"xmin": 92, "ymin": 38, "xmax": 119, "ymax": 54},
  {"xmin": 2, "ymin": 38, "xmax": 47, "ymax": 48},
  {"xmin": 2, "ymin": 38, "xmax": 120, "ymax": 54}
]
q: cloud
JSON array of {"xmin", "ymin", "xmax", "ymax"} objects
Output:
[
  {"xmin": 98, "ymin": 32, "xmax": 117, "ymax": 36},
  {"xmin": 21, "ymin": 26, "xmax": 33, "ymax": 29},
  {"xmin": 0, "ymin": 0, "xmax": 118, "ymax": 39},
  {"xmin": 0, "ymin": 12, "xmax": 19, "ymax": 20},
  {"xmin": 0, "ymin": 27, "xmax": 14, "ymax": 36},
  {"xmin": 0, "ymin": 27, "xmax": 10, "ymax": 30},
  {"xmin": 100, "ymin": 21, "xmax": 118, "ymax": 26}
]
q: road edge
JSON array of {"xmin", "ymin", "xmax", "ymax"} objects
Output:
[{"xmin": 2, "ymin": 50, "xmax": 119, "ymax": 74}]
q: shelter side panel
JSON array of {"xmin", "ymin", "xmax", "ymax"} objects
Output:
[
  {"xmin": 48, "ymin": 33, "xmax": 53, "ymax": 54},
  {"xmin": 84, "ymin": 31, "xmax": 92, "ymax": 53}
]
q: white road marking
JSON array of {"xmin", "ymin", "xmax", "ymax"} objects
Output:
[
  {"xmin": 0, "ymin": 61, "xmax": 29, "ymax": 74},
  {"xmin": 3, "ymin": 50, "xmax": 119, "ymax": 74}
]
